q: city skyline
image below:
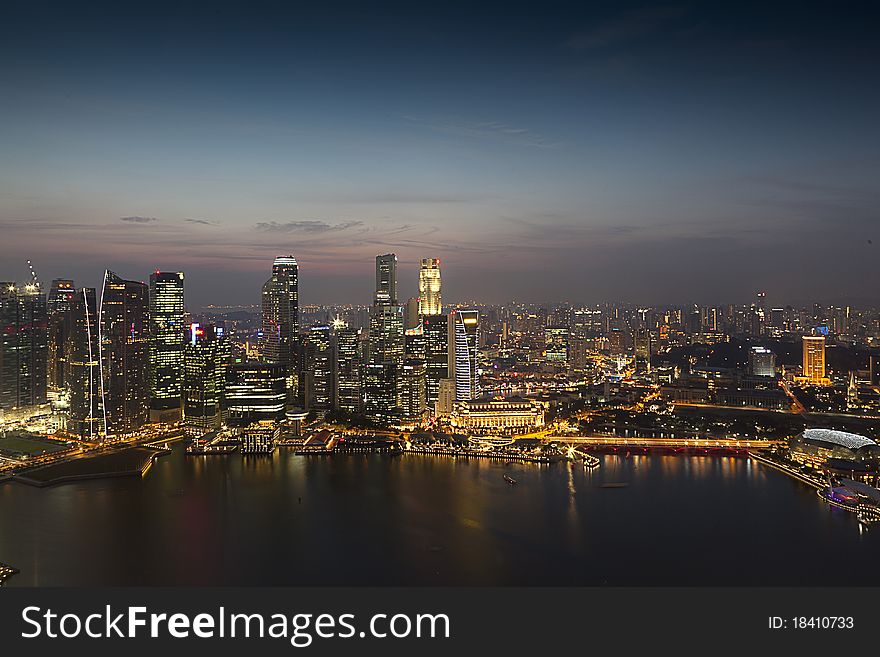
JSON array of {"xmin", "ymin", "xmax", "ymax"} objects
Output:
[{"xmin": 2, "ymin": 1, "xmax": 879, "ymax": 307}]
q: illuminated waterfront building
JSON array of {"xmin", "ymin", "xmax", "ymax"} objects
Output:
[
  {"xmin": 544, "ymin": 326, "xmax": 569, "ymax": 364},
  {"xmin": 449, "ymin": 397, "xmax": 547, "ymax": 434},
  {"xmin": 261, "ymin": 256, "xmax": 299, "ymax": 396},
  {"xmin": 334, "ymin": 325, "xmax": 362, "ymax": 414},
  {"xmin": 423, "ymin": 314, "xmax": 448, "ymax": 409},
  {"xmin": 802, "ymin": 335, "xmax": 827, "ymax": 384},
  {"xmin": 418, "ymin": 258, "xmax": 442, "ymax": 316},
  {"xmin": 98, "ymin": 271, "xmax": 150, "ymax": 435},
  {"xmin": 225, "ymin": 362, "xmax": 286, "ymax": 422},
  {"xmin": 448, "ymin": 310, "xmax": 480, "ymax": 401},
  {"xmin": 400, "ymin": 359, "xmax": 427, "ymax": 424},
  {"xmin": 363, "ymin": 362, "xmax": 398, "ymax": 423},
  {"xmin": 149, "ymin": 271, "xmax": 185, "ymax": 422},
  {"xmin": 0, "ymin": 282, "xmax": 48, "ymax": 413},
  {"xmin": 435, "ymin": 378, "xmax": 456, "ymax": 416},
  {"xmin": 183, "ymin": 324, "xmax": 231, "ymax": 436},
  {"xmin": 64, "ymin": 287, "xmax": 101, "ymax": 438},
  {"xmin": 749, "ymin": 346, "xmax": 776, "ymax": 377},
  {"xmin": 47, "ymin": 278, "xmax": 75, "ymax": 392},
  {"xmin": 302, "ymin": 325, "xmax": 334, "ymax": 413}
]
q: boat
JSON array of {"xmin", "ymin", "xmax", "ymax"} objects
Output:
[{"xmin": 503, "ymin": 474, "xmax": 517, "ymax": 485}]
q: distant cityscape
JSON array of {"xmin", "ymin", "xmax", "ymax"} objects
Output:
[{"xmin": 2, "ymin": 252, "xmax": 880, "ymax": 553}]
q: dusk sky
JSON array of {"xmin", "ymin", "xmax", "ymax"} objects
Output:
[{"xmin": 2, "ymin": 0, "xmax": 878, "ymax": 308}]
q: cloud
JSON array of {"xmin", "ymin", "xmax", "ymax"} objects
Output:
[
  {"xmin": 184, "ymin": 218, "xmax": 220, "ymax": 226},
  {"xmin": 566, "ymin": 6, "xmax": 686, "ymax": 50},
  {"xmin": 119, "ymin": 215, "xmax": 158, "ymax": 223},
  {"xmin": 254, "ymin": 220, "xmax": 364, "ymax": 234}
]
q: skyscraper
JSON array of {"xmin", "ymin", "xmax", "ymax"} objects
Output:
[
  {"xmin": 749, "ymin": 346, "xmax": 776, "ymax": 377},
  {"xmin": 225, "ymin": 362, "xmax": 287, "ymax": 422},
  {"xmin": 302, "ymin": 324, "xmax": 334, "ymax": 413},
  {"xmin": 802, "ymin": 335, "xmax": 826, "ymax": 385},
  {"xmin": 64, "ymin": 287, "xmax": 101, "ymax": 438},
  {"xmin": 99, "ymin": 270, "xmax": 150, "ymax": 435},
  {"xmin": 47, "ymin": 278, "xmax": 75, "ymax": 392},
  {"xmin": 334, "ymin": 324, "xmax": 362, "ymax": 415},
  {"xmin": 149, "ymin": 271, "xmax": 185, "ymax": 422},
  {"xmin": 0, "ymin": 282, "xmax": 48, "ymax": 413},
  {"xmin": 374, "ymin": 254, "xmax": 398, "ymax": 305},
  {"xmin": 183, "ymin": 323, "xmax": 230, "ymax": 436},
  {"xmin": 400, "ymin": 360, "xmax": 427, "ymax": 423},
  {"xmin": 423, "ymin": 313, "xmax": 448, "ymax": 409},
  {"xmin": 367, "ymin": 253, "xmax": 404, "ymax": 421},
  {"xmin": 261, "ymin": 256, "xmax": 299, "ymax": 397},
  {"xmin": 544, "ymin": 326, "xmax": 569, "ymax": 364},
  {"xmin": 448, "ymin": 309, "xmax": 480, "ymax": 401},
  {"xmin": 418, "ymin": 258, "xmax": 442, "ymax": 316}
]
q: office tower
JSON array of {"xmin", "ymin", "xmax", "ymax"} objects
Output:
[
  {"xmin": 261, "ymin": 256, "xmax": 299, "ymax": 396},
  {"xmin": 302, "ymin": 324, "xmax": 334, "ymax": 413},
  {"xmin": 400, "ymin": 360, "xmax": 426, "ymax": 423},
  {"xmin": 0, "ymin": 282, "xmax": 48, "ymax": 412},
  {"xmin": 405, "ymin": 327, "xmax": 426, "ymax": 361},
  {"xmin": 634, "ymin": 328, "xmax": 651, "ymax": 372},
  {"xmin": 544, "ymin": 326, "xmax": 569, "ymax": 364},
  {"xmin": 64, "ymin": 288, "xmax": 101, "ymax": 438},
  {"xmin": 225, "ymin": 362, "xmax": 287, "ymax": 422},
  {"xmin": 183, "ymin": 324, "xmax": 230, "ymax": 436},
  {"xmin": 374, "ymin": 253, "xmax": 397, "ymax": 305},
  {"xmin": 435, "ymin": 378, "xmax": 456, "ymax": 416},
  {"xmin": 47, "ymin": 279, "xmax": 75, "ymax": 391},
  {"xmin": 405, "ymin": 297, "xmax": 421, "ymax": 331},
  {"xmin": 418, "ymin": 258, "xmax": 442, "ymax": 316},
  {"xmin": 802, "ymin": 335, "xmax": 826, "ymax": 384},
  {"xmin": 448, "ymin": 310, "xmax": 480, "ymax": 401},
  {"xmin": 334, "ymin": 325, "xmax": 362, "ymax": 414},
  {"xmin": 149, "ymin": 271, "xmax": 185, "ymax": 422},
  {"xmin": 369, "ymin": 303, "xmax": 405, "ymax": 365},
  {"xmin": 363, "ymin": 362, "xmax": 397, "ymax": 423},
  {"xmin": 749, "ymin": 346, "xmax": 776, "ymax": 377},
  {"xmin": 423, "ymin": 314, "xmax": 448, "ymax": 409},
  {"xmin": 99, "ymin": 271, "xmax": 150, "ymax": 435}
]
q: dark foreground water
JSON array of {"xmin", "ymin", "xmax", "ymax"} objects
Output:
[{"xmin": 1, "ymin": 445, "xmax": 877, "ymax": 586}]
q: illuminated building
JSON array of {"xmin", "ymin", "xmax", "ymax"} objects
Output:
[
  {"xmin": 802, "ymin": 335, "xmax": 826, "ymax": 384},
  {"xmin": 98, "ymin": 271, "xmax": 150, "ymax": 435},
  {"xmin": 363, "ymin": 362, "xmax": 398, "ymax": 423},
  {"xmin": 238, "ymin": 421, "xmax": 280, "ymax": 453},
  {"xmin": 435, "ymin": 378, "xmax": 456, "ymax": 416},
  {"xmin": 334, "ymin": 325, "xmax": 362, "ymax": 414},
  {"xmin": 368, "ymin": 253, "xmax": 404, "ymax": 415},
  {"xmin": 261, "ymin": 256, "xmax": 299, "ymax": 396},
  {"xmin": 183, "ymin": 324, "xmax": 230, "ymax": 436},
  {"xmin": 418, "ymin": 258, "xmax": 442, "ymax": 315},
  {"xmin": 749, "ymin": 346, "xmax": 776, "ymax": 377},
  {"xmin": 302, "ymin": 325, "xmax": 334, "ymax": 413},
  {"xmin": 0, "ymin": 282, "xmax": 48, "ymax": 413},
  {"xmin": 448, "ymin": 310, "xmax": 480, "ymax": 400},
  {"xmin": 400, "ymin": 359, "xmax": 427, "ymax": 424},
  {"xmin": 64, "ymin": 288, "xmax": 101, "ymax": 438},
  {"xmin": 405, "ymin": 297, "xmax": 420, "ymax": 331},
  {"xmin": 149, "ymin": 271, "xmax": 185, "ymax": 422},
  {"xmin": 789, "ymin": 429, "xmax": 880, "ymax": 469},
  {"xmin": 47, "ymin": 279, "xmax": 75, "ymax": 392},
  {"xmin": 374, "ymin": 253, "xmax": 397, "ymax": 305},
  {"xmin": 634, "ymin": 328, "xmax": 651, "ymax": 372},
  {"xmin": 544, "ymin": 326, "xmax": 568, "ymax": 363},
  {"xmin": 225, "ymin": 362, "xmax": 286, "ymax": 422},
  {"xmin": 423, "ymin": 314, "xmax": 448, "ymax": 410},
  {"xmin": 449, "ymin": 398, "xmax": 547, "ymax": 434}
]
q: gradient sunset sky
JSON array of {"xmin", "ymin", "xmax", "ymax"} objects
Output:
[{"xmin": 2, "ymin": 1, "xmax": 878, "ymax": 308}]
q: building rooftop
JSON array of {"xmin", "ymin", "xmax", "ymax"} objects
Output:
[{"xmin": 803, "ymin": 428, "xmax": 877, "ymax": 450}]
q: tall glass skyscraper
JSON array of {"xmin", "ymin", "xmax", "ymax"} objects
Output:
[
  {"xmin": 418, "ymin": 258, "xmax": 442, "ymax": 316},
  {"xmin": 303, "ymin": 324, "xmax": 334, "ymax": 412},
  {"xmin": 261, "ymin": 256, "xmax": 299, "ymax": 398},
  {"xmin": 334, "ymin": 324, "xmax": 362, "ymax": 414},
  {"xmin": 149, "ymin": 271, "xmax": 185, "ymax": 421},
  {"xmin": 422, "ymin": 314, "xmax": 448, "ymax": 409},
  {"xmin": 99, "ymin": 270, "xmax": 150, "ymax": 435},
  {"xmin": 183, "ymin": 323, "xmax": 230, "ymax": 436},
  {"xmin": 366, "ymin": 253, "xmax": 404, "ymax": 422},
  {"xmin": 374, "ymin": 253, "xmax": 398, "ymax": 305},
  {"xmin": 0, "ymin": 282, "xmax": 48, "ymax": 413},
  {"xmin": 47, "ymin": 278, "xmax": 75, "ymax": 392},
  {"xmin": 448, "ymin": 309, "xmax": 480, "ymax": 401},
  {"xmin": 64, "ymin": 287, "xmax": 101, "ymax": 438}
]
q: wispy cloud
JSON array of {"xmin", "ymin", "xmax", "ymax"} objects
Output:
[
  {"xmin": 119, "ymin": 215, "xmax": 158, "ymax": 223},
  {"xmin": 184, "ymin": 217, "xmax": 220, "ymax": 226},
  {"xmin": 254, "ymin": 220, "xmax": 364, "ymax": 234}
]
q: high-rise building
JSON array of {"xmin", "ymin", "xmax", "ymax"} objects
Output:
[
  {"xmin": 64, "ymin": 287, "xmax": 101, "ymax": 438},
  {"xmin": 225, "ymin": 362, "xmax": 287, "ymax": 422},
  {"xmin": 400, "ymin": 360, "xmax": 426, "ymax": 424},
  {"xmin": 183, "ymin": 324, "xmax": 230, "ymax": 436},
  {"xmin": 149, "ymin": 271, "xmax": 185, "ymax": 422},
  {"xmin": 334, "ymin": 325, "xmax": 362, "ymax": 414},
  {"xmin": 302, "ymin": 324, "xmax": 334, "ymax": 413},
  {"xmin": 261, "ymin": 256, "xmax": 299, "ymax": 397},
  {"xmin": 423, "ymin": 314, "xmax": 448, "ymax": 409},
  {"xmin": 448, "ymin": 310, "xmax": 480, "ymax": 401},
  {"xmin": 374, "ymin": 254, "xmax": 398, "ymax": 305},
  {"xmin": 405, "ymin": 297, "xmax": 420, "ymax": 331},
  {"xmin": 47, "ymin": 279, "xmax": 75, "ymax": 392},
  {"xmin": 418, "ymin": 258, "xmax": 442, "ymax": 316},
  {"xmin": 544, "ymin": 326, "xmax": 569, "ymax": 364},
  {"xmin": 802, "ymin": 335, "xmax": 826, "ymax": 385},
  {"xmin": 363, "ymin": 362, "xmax": 397, "ymax": 424},
  {"xmin": 749, "ymin": 346, "xmax": 776, "ymax": 377},
  {"xmin": 99, "ymin": 271, "xmax": 150, "ymax": 435},
  {"xmin": 0, "ymin": 282, "xmax": 48, "ymax": 413},
  {"xmin": 634, "ymin": 328, "xmax": 652, "ymax": 372}
]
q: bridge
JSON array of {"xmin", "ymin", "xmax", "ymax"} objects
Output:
[{"xmin": 544, "ymin": 435, "xmax": 782, "ymax": 450}]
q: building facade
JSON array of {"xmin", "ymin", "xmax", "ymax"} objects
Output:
[
  {"xmin": 0, "ymin": 283, "xmax": 48, "ymax": 413},
  {"xmin": 448, "ymin": 310, "xmax": 480, "ymax": 401},
  {"xmin": 149, "ymin": 271, "xmax": 185, "ymax": 421},
  {"xmin": 418, "ymin": 258, "xmax": 442, "ymax": 316}
]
